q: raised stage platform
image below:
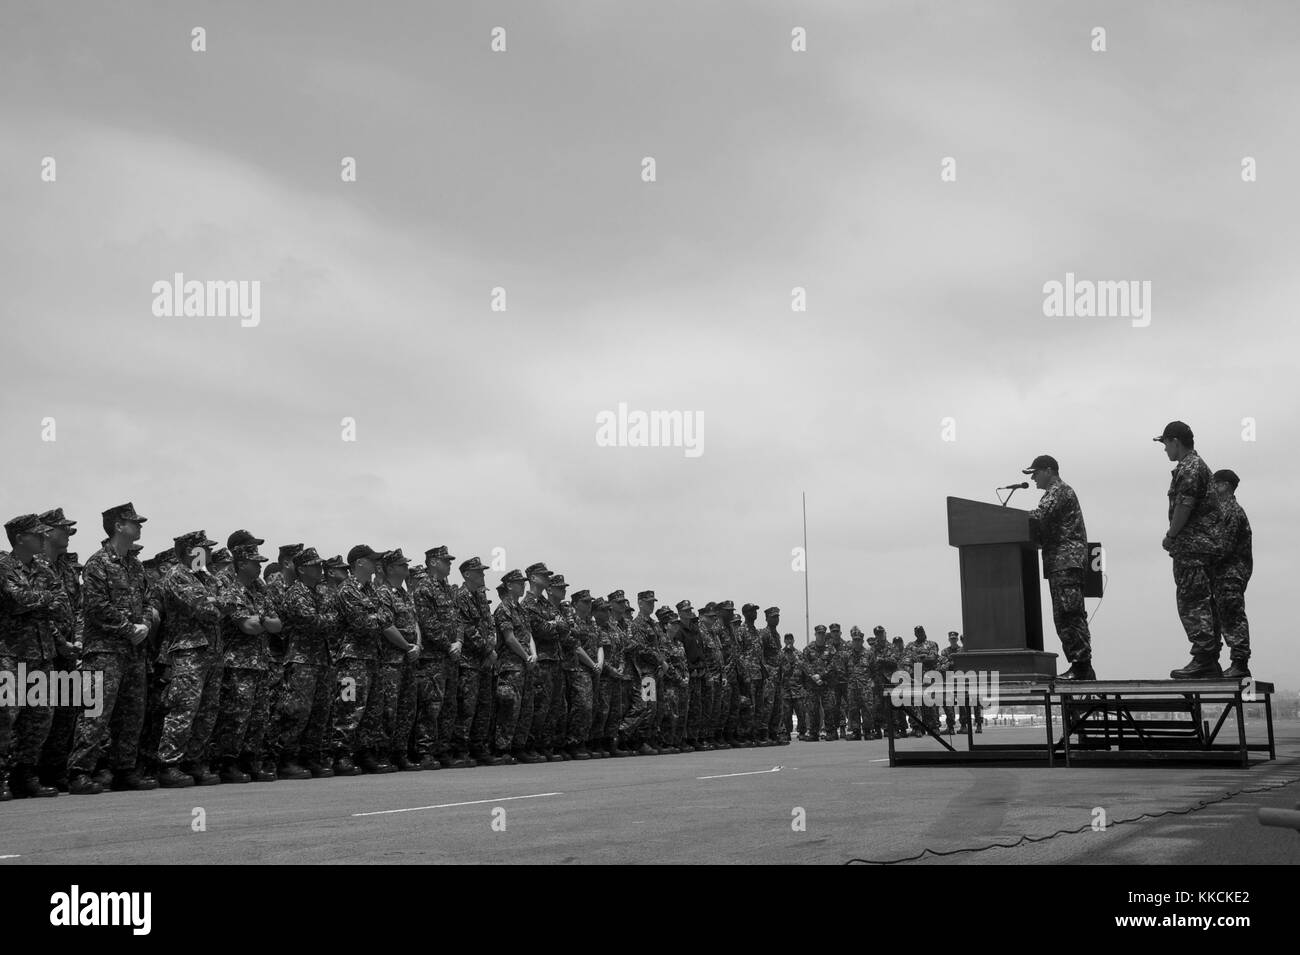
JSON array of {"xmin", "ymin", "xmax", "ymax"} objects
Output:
[{"xmin": 886, "ymin": 679, "xmax": 1276, "ymax": 768}]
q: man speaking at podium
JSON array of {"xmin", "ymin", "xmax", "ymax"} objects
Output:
[{"xmin": 1022, "ymin": 454, "xmax": 1095, "ymax": 680}]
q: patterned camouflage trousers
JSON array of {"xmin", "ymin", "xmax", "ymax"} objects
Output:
[
  {"xmin": 832, "ymin": 684, "xmax": 846, "ymax": 736},
  {"xmin": 845, "ymin": 682, "xmax": 877, "ymax": 736},
  {"xmin": 434, "ymin": 656, "xmax": 458, "ymax": 757},
  {"xmin": 69, "ymin": 650, "xmax": 147, "ymax": 774},
  {"xmin": 706, "ymin": 671, "xmax": 727, "ymax": 741},
  {"xmin": 1172, "ymin": 558, "xmax": 1218, "ymax": 658},
  {"xmin": 493, "ymin": 667, "xmax": 533, "ymax": 752},
  {"xmin": 1209, "ymin": 567, "xmax": 1251, "ymax": 662},
  {"xmin": 618, "ymin": 673, "xmax": 658, "ymax": 742},
  {"xmin": 330, "ymin": 658, "xmax": 378, "ymax": 757},
  {"xmin": 394, "ymin": 659, "xmax": 418, "ymax": 757},
  {"xmin": 136, "ymin": 659, "xmax": 169, "ymax": 773},
  {"xmin": 528, "ymin": 660, "xmax": 564, "ymax": 751},
  {"xmin": 451, "ymin": 664, "xmax": 493, "ymax": 754},
  {"xmin": 781, "ymin": 690, "xmax": 803, "ymax": 737},
  {"xmin": 157, "ymin": 649, "xmax": 225, "ymax": 768},
  {"xmin": 212, "ymin": 667, "xmax": 268, "ymax": 761},
  {"xmin": 686, "ymin": 672, "xmax": 710, "ymax": 741},
  {"xmin": 907, "ymin": 703, "xmax": 940, "ymax": 734},
  {"xmin": 274, "ymin": 662, "xmax": 333, "ymax": 764},
  {"xmin": 412, "ymin": 655, "xmax": 446, "ymax": 759},
  {"xmin": 375, "ymin": 659, "xmax": 412, "ymax": 759},
  {"xmin": 803, "ymin": 684, "xmax": 831, "ymax": 738},
  {"xmin": 768, "ymin": 683, "xmax": 784, "ymax": 739},
  {"xmin": 721, "ymin": 678, "xmax": 752, "ymax": 741},
  {"xmin": 656, "ymin": 682, "xmax": 683, "ymax": 745},
  {"xmin": 592, "ymin": 674, "xmax": 624, "ymax": 744},
  {"xmin": 37, "ymin": 659, "xmax": 81, "ymax": 782},
  {"xmin": 1, "ymin": 653, "xmax": 54, "ymax": 773},
  {"xmin": 751, "ymin": 676, "xmax": 775, "ymax": 740},
  {"xmin": 1048, "ymin": 569, "xmax": 1092, "ymax": 663},
  {"xmin": 564, "ymin": 668, "xmax": 594, "ymax": 748}
]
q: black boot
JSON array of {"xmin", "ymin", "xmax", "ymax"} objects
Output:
[
  {"xmin": 1171, "ymin": 656, "xmax": 1223, "ymax": 680},
  {"xmin": 1223, "ymin": 660, "xmax": 1251, "ymax": 680},
  {"xmin": 68, "ymin": 772, "xmax": 104, "ymax": 795},
  {"xmin": 12, "ymin": 766, "xmax": 58, "ymax": 798},
  {"xmin": 158, "ymin": 765, "xmax": 196, "ymax": 788},
  {"xmin": 112, "ymin": 769, "xmax": 159, "ymax": 791}
]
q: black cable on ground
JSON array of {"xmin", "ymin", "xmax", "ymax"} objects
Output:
[{"xmin": 845, "ymin": 768, "xmax": 1300, "ymax": 864}]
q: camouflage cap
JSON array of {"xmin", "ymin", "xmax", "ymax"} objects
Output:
[
  {"xmin": 347, "ymin": 544, "xmax": 380, "ymax": 564},
  {"xmin": 459, "ymin": 556, "xmax": 490, "ymax": 575},
  {"xmin": 656, "ymin": 605, "xmax": 676, "ymax": 622},
  {"xmin": 231, "ymin": 544, "xmax": 268, "ymax": 564},
  {"xmin": 278, "ymin": 543, "xmax": 305, "ymax": 561},
  {"xmin": 324, "ymin": 554, "xmax": 347, "ymax": 571},
  {"xmin": 850, "ymin": 626, "xmax": 863, "ymax": 637},
  {"xmin": 5, "ymin": 514, "xmax": 51, "ymax": 537},
  {"xmin": 227, "ymin": 529, "xmax": 265, "ymax": 549},
  {"xmin": 607, "ymin": 590, "xmax": 626, "ymax": 603},
  {"xmin": 700, "ymin": 601, "xmax": 717, "ymax": 614},
  {"xmin": 525, "ymin": 562, "xmax": 553, "ymax": 579},
  {"xmin": 829, "ymin": 623, "xmax": 841, "ymax": 632},
  {"xmin": 637, "ymin": 590, "xmax": 655, "ymax": 602},
  {"xmin": 948, "ymin": 630, "xmax": 959, "ymax": 638},
  {"xmin": 102, "ymin": 502, "xmax": 147, "ymax": 525},
  {"xmin": 592, "ymin": 597, "xmax": 610, "ymax": 612},
  {"xmin": 548, "ymin": 574, "xmax": 568, "ymax": 588},
  {"xmin": 764, "ymin": 606, "xmax": 780, "ymax": 617},
  {"xmin": 38, "ymin": 508, "xmax": 77, "ymax": 534},
  {"xmin": 873, "ymin": 625, "xmax": 885, "ymax": 635},
  {"xmin": 500, "ymin": 568, "xmax": 526, "ymax": 585},
  {"xmin": 409, "ymin": 564, "xmax": 428, "ymax": 579},
  {"xmin": 914, "ymin": 625, "xmax": 927, "ymax": 637},
  {"xmin": 716, "ymin": 599, "xmax": 735, "ymax": 613},
  {"xmin": 381, "ymin": 548, "xmax": 410, "ymax": 566},
  {"xmin": 814, "ymin": 624, "xmax": 827, "ymax": 635},
  {"xmin": 675, "ymin": 599, "xmax": 694, "ymax": 613},
  {"xmin": 425, "ymin": 545, "xmax": 455, "ymax": 562},
  {"xmin": 154, "ymin": 550, "xmax": 176, "ymax": 566},
  {"xmin": 571, "ymin": 589, "xmax": 593, "ymax": 604},
  {"xmin": 210, "ymin": 547, "xmax": 233, "ymax": 565},
  {"xmin": 1213, "ymin": 469, "xmax": 1240, "ymax": 489},
  {"xmin": 174, "ymin": 529, "xmax": 218, "ymax": 549},
  {"xmin": 742, "ymin": 602, "xmax": 759, "ymax": 614},
  {"xmin": 295, "ymin": 547, "xmax": 323, "ymax": 567}
]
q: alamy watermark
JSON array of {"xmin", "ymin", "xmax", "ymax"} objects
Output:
[
  {"xmin": 887, "ymin": 666, "xmax": 1001, "ymax": 715},
  {"xmin": 1042, "ymin": 272, "xmax": 1150, "ymax": 328},
  {"xmin": 595, "ymin": 402, "xmax": 703, "ymax": 458},
  {"xmin": 1, "ymin": 665, "xmax": 104, "ymax": 717},
  {"xmin": 151, "ymin": 272, "xmax": 261, "ymax": 327}
]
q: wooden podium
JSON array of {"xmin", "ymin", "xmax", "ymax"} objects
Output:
[{"xmin": 946, "ymin": 496, "xmax": 1057, "ymax": 681}]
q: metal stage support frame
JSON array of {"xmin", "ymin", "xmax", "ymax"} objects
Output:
[{"xmin": 886, "ymin": 679, "xmax": 1276, "ymax": 768}]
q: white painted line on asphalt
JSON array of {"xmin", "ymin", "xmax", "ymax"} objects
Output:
[
  {"xmin": 352, "ymin": 791, "xmax": 563, "ymax": 817},
  {"xmin": 697, "ymin": 766, "xmax": 782, "ymax": 780},
  {"xmin": 869, "ymin": 758, "xmax": 890, "ymax": 762},
  {"xmin": 0, "ymin": 855, "xmax": 20, "ymax": 860}
]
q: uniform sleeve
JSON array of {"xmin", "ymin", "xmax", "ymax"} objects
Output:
[
  {"xmin": 1173, "ymin": 459, "xmax": 1206, "ymax": 508},
  {"xmin": 281, "ymin": 583, "xmax": 320, "ymax": 628},
  {"xmin": 338, "ymin": 584, "xmax": 385, "ymax": 634}
]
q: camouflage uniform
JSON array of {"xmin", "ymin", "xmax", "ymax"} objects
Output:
[
  {"xmin": 592, "ymin": 617, "xmax": 623, "ymax": 749},
  {"xmin": 258, "ymin": 572, "xmax": 293, "ymax": 763},
  {"xmin": 678, "ymin": 616, "xmax": 707, "ymax": 745},
  {"xmin": 1, "ymin": 551, "xmax": 57, "ymax": 779},
  {"xmin": 872, "ymin": 637, "xmax": 905, "ymax": 737},
  {"xmin": 800, "ymin": 641, "xmax": 834, "ymax": 739},
  {"xmin": 275, "ymin": 579, "xmax": 333, "ymax": 768},
  {"xmin": 938, "ymin": 643, "xmax": 960, "ymax": 732},
  {"xmin": 330, "ymin": 575, "xmax": 389, "ymax": 759},
  {"xmin": 564, "ymin": 613, "xmax": 598, "ymax": 751},
  {"xmin": 658, "ymin": 625, "xmax": 689, "ymax": 747},
  {"xmin": 448, "ymin": 581, "xmax": 494, "ymax": 756},
  {"xmin": 522, "ymin": 590, "xmax": 567, "ymax": 753},
  {"xmin": 212, "ymin": 575, "xmax": 271, "ymax": 763},
  {"xmin": 698, "ymin": 620, "xmax": 723, "ymax": 744},
  {"xmin": 1029, "ymin": 481, "xmax": 1092, "ymax": 665},
  {"xmin": 1210, "ymin": 490, "xmax": 1252, "ymax": 666},
  {"xmin": 843, "ymin": 640, "xmax": 877, "ymax": 738},
  {"xmin": 492, "ymin": 595, "xmax": 534, "ymax": 754},
  {"xmin": 617, "ymin": 612, "xmax": 664, "ymax": 745},
  {"xmin": 374, "ymin": 577, "xmax": 418, "ymax": 761},
  {"xmin": 777, "ymin": 644, "xmax": 804, "ymax": 738},
  {"xmin": 135, "ymin": 554, "xmax": 174, "ymax": 776},
  {"xmin": 902, "ymin": 636, "xmax": 940, "ymax": 733},
  {"xmin": 154, "ymin": 563, "xmax": 226, "ymax": 771},
  {"xmin": 411, "ymin": 574, "xmax": 456, "ymax": 761},
  {"xmin": 68, "ymin": 545, "xmax": 149, "ymax": 776},
  {"xmin": 31, "ymin": 553, "xmax": 79, "ymax": 783},
  {"xmin": 736, "ymin": 620, "xmax": 764, "ymax": 742},
  {"xmin": 757, "ymin": 621, "xmax": 782, "ymax": 742},
  {"xmin": 1166, "ymin": 450, "xmax": 1225, "ymax": 659}
]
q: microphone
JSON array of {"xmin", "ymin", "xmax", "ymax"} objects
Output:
[{"xmin": 999, "ymin": 482, "xmax": 1029, "ymax": 490}]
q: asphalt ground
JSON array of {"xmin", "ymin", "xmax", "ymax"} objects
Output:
[{"xmin": 2, "ymin": 721, "xmax": 1297, "ymax": 865}]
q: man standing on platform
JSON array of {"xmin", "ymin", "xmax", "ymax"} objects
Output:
[
  {"xmin": 1210, "ymin": 470, "xmax": 1252, "ymax": 680},
  {"xmin": 1023, "ymin": 453, "xmax": 1095, "ymax": 681},
  {"xmin": 1155, "ymin": 422, "xmax": 1227, "ymax": 679}
]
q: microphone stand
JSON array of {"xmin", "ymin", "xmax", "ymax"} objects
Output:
[{"xmin": 997, "ymin": 485, "xmax": 1023, "ymax": 507}]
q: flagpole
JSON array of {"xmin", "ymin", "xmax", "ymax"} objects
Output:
[{"xmin": 802, "ymin": 491, "xmax": 810, "ymax": 647}]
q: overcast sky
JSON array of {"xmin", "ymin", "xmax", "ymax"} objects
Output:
[{"xmin": 3, "ymin": 1, "xmax": 1297, "ymax": 689}]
